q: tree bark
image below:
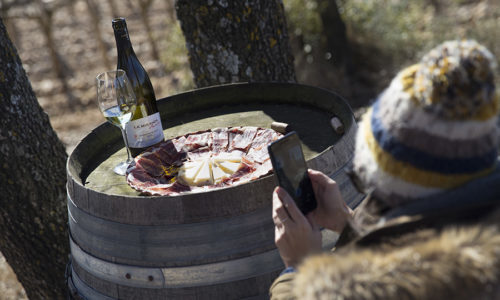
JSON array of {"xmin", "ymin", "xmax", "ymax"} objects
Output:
[
  {"xmin": 0, "ymin": 17, "xmax": 69, "ymax": 299},
  {"xmin": 316, "ymin": 0, "xmax": 353, "ymax": 71},
  {"xmin": 107, "ymin": 0, "xmax": 121, "ymax": 17},
  {"xmin": 175, "ymin": 0, "xmax": 296, "ymax": 87},
  {"xmin": 34, "ymin": 0, "xmax": 76, "ymax": 106},
  {"xmin": 84, "ymin": 0, "xmax": 112, "ymax": 69},
  {"xmin": 138, "ymin": 0, "xmax": 161, "ymax": 62}
]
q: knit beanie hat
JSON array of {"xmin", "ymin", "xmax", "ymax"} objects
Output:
[{"xmin": 353, "ymin": 40, "xmax": 499, "ymax": 206}]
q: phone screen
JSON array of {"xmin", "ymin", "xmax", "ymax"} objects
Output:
[{"xmin": 268, "ymin": 132, "xmax": 317, "ymax": 215}]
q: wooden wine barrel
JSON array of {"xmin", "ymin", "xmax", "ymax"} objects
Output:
[{"xmin": 66, "ymin": 82, "xmax": 364, "ymax": 299}]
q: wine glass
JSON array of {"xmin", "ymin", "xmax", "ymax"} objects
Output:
[{"xmin": 96, "ymin": 69, "xmax": 137, "ymax": 176}]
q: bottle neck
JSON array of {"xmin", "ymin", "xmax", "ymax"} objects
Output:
[{"xmin": 114, "ymin": 28, "xmax": 133, "ymax": 55}]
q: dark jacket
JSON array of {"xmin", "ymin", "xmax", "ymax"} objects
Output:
[{"xmin": 270, "ymin": 167, "xmax": 500, "ymax": 300}]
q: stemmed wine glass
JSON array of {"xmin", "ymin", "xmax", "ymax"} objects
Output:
[{"xmin": 96, "ymin": 69, "xmax": 137, "ymax": 176}]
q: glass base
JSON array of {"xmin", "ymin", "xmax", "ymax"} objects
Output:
[{"xmin": 113, "ymin": 161, "xmax": 131, "ymax": 176}]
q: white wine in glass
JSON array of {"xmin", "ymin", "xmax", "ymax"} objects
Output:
[{"xmin": 96, "ymin": 69, "xmax": 137, "ymax": 175}]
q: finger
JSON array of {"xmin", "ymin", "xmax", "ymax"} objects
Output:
[
  {"xmin": 308, "ymin": 169, "xmax": 340, "ymax": 203},
  {"xmin": 276, "ymin": 187, "xmax": 307, "ymax": 225},
  {"xmin": 308, "ymin": 169, "xmax": 326, "ymax": 198},
  {"xmin": 306, "ymin": 214, "xmax": 320, "ymax": 231},
  {"xmin": 274, "ymin": 224, "xmax": 284, "ymax": 246},
  {"xmin": 308, "ymin": 169, "xmax": 335, "ymax": 186},
  {"xmin": 273, "ymin": 187, "xmax": 291, "ymax": 225}
]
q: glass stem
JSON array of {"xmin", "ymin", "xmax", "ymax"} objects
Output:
[{"xmin": 120, "ymin": 126, "xmax": 133, "ymax": 165}]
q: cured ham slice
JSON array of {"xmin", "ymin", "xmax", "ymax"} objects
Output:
[
  {"xmin": 136, "ymin": 154, "xmax": 166, "ymax": 177},
  {"xmin": 143, "ymin": 183, "xmax": 174, "ymax": 195},
  {"xmin": 251, "ymin": 159, "xmax": 273, "ymax": 179},
  {"xmin": 211, "ymin": 128, "xmax": 229, "ymax": 153},
  {"xmin": 226, "ymin": 163, "xmax": 256, "ymax": 186},
  {"xmin": 172, "ymin": 136, "xmax": 187, "ymax": 153},
  {"xmin": 184, "ymin": 132, "xmax": 212, "ymax": 151},
  {"xmin": 252, "ymin": 128, "xmax": 278, "ymax": 149},
  {"xmin": 246, "ymin": 146, "xmax": 269, "ymax": 164},
  {"xmin": 230, "ymin": 126, "xmax": 258, "ymax": 151},
  {"xmin": 154, "ymin": 139, "xmax": 185, "ymax": 165},
  {"xmin": 227, "ymin": 128, "xmax": 239, "ymax": 151},
  {"xmin": 166, "ymin": 182, "xmax": 191, "ymax": 195},
  {"xmin": 126, "ymin": 126, "xmax": 283, "ymax": 196},
  {"xmin": 187, "ymin": 146, "xmax": 210, "ymax": 161},
  {"xmin": 127, "ymin": 164, "xmax": 169, "ymax": 191}
]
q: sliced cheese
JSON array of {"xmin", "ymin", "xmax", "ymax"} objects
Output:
[
  {"xmin": 217, "ymin": 161, "xmax": 242, "ymax": 174},
  {"xmin": 183, "ymin": 161, "xmax": 201, "ymax": 169},
  {"xmin": 212, "ymin": 152, "xmax": 242, "ymax": 163},
  {"xmin": 178, "ymin": 160, "xmax": 204, "ymax": 185},
  {"xmin": 212, "ymin": 163, "xmax": 230, "ymax": 183},
  {"xmin": 194, "ymin": 158, "xmax": 212, "ymax": 185},
  {"xmin": 179, "ymin": 154, "xmax": 243, "ymax": 186}
]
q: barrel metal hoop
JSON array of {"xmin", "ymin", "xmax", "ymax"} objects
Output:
[
  {"xmin": 68, "ymin": 195, "xmax": 275, "ymax": 266},
  {"xmin": 70, "ymin": 237, "xmax": 280, "ymax": 289},
  {"xmin": 70, "ymin": 229, "xmax": 340, "ymax": 289},
  {"xmin": 71, "ymin": 267, "xmax": 115, "ymax": 300}
]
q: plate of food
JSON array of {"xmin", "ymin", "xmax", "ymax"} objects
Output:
[{"xmin": 127, "ymin": 126, "xmax": 282, "ymax": 196}]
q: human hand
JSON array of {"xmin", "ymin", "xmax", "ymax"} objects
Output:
[
  {"xmin": 273, "ymin": 186, "xmax": 322, "ymax": 268},
  {"xmin": 307, "ymin": 169, "xmax": 353, "ymax": 233}
]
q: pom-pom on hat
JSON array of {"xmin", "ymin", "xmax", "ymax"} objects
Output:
[{"xmin": 353, "ymin": 40, "xmax": 499, "ymax": 206}]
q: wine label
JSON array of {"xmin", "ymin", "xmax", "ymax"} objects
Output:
[{"xmin": 125, "ymin": 112, "xmax": 164, "ymax": 148}]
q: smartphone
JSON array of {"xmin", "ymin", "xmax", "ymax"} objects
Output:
[{"xmin": 268, "ymin": 131, "xmax": 317, "ymax": 215}]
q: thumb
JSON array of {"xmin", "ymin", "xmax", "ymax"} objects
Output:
[{"xmin": 308, "ymin": 169, "xmax": 333, "ymax": 186}]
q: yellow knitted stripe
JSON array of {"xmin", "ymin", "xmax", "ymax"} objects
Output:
[
  {"xmin": 363, "ymin": 108, "xmax": 494, "ymax": 188},
  {"xmin": 401, "ymin": 64, "xmax": 420, "ymax": 94},
  {"xmin": 401, "ymin": 64, "xmax": 499, "ymax": 121}
]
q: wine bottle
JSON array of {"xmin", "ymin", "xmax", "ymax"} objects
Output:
[{"xmin": 112, "ymin": 17, "xmax": 164, "ymax": 157}]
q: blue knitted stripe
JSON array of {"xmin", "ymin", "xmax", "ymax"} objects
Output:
[{"xmin": 371, "ymin": 100, "xmax": 498, "ymax": 174}]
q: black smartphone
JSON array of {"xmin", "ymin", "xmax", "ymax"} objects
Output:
[{"xmin": 268, "ymin": 131, "xmax": 317, "ymax": 215}]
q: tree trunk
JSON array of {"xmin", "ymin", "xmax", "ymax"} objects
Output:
[
  {"xmin": 316, "ymin": 0, "xmax": 352, "ymax": 71},
  {"xmin": 0, "ymin": 17, "xmax": 69, "ymax": 299},
  {"xmin": 0, "ymin": 4, "xmax": 21, "ymax": 50},
  {"xmin": 35, "ymin": 0, "xmax": 76, "ymax": 106},
  {"xmin": 138, "ymin": 0, "xmax": 161, "ymax": 62},
  {"xmin": 165, "ymin": 0, "xmax": 176, "ymax": 22},
  {"xmin": 84, "ymin": 0, "xmax": 112, "ymax": 69},
  {"xmin": 107, "ymin": 0, "xmax": 121, "ymax": 17},
  {"xmin": 175, "ymin": 0, "xmax": 296, "ymax": 87}
]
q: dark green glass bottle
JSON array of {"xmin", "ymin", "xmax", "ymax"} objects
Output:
[{"xmin": 112, "ymin": 17, "xmax": 164, "ymax": 157}]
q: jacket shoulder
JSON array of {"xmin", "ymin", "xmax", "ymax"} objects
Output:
[
  {"xmin": 294, "ymin": 210, "xmax": 500, "ymax": 300},
  {"xmin": 269, "ymin": 272, "xmax": 296, "ymax": 300}
]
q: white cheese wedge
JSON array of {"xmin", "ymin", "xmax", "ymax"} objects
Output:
[
  {"xmin": 212, "ymin": 152, "xmax": 242, "ymax": 163},
  {"xmin": 217, "ymin": 161, "xmax": 242, "ymax": 174},
  {"xmin": 183, "ymin": 161, "xmax": 201, "ymax": 169},
  {"xmin": 212, "ymin": 163, "xmax": 230, "ymax": 183},
  {"xmin": 179, "ymin": 153, "xmax": 243, "ymax": 186},
  {"xmin": 194, "ymin": 158, "xmax": 212, "ymax": 185},
  {"xmin": 178, "ymin": 160, "xmax": 204, "ymax": 185}
]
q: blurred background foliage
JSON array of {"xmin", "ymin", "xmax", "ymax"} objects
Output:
[
  {"xmin": 0, "ymin": 0, "xmax": 497, "ymax": 149},
  {"xmin": 0, "ymin": 0, "xmax": 497, "ymax": 155},
  {"xmin": 3, "ymin": 0, "xmax": 498, "ymax": 110},
  {"xmin": 101, "ymin": 0, "xmax": 498, "ymax": 109},
  {"xmin": 284, "ymin": 0, "xmax": 499, "ymax": 106}
]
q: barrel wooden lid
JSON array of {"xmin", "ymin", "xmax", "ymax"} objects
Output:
[{"xmin": 67, "ymin": 82, "xmax": 356, "ymax": 225}]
